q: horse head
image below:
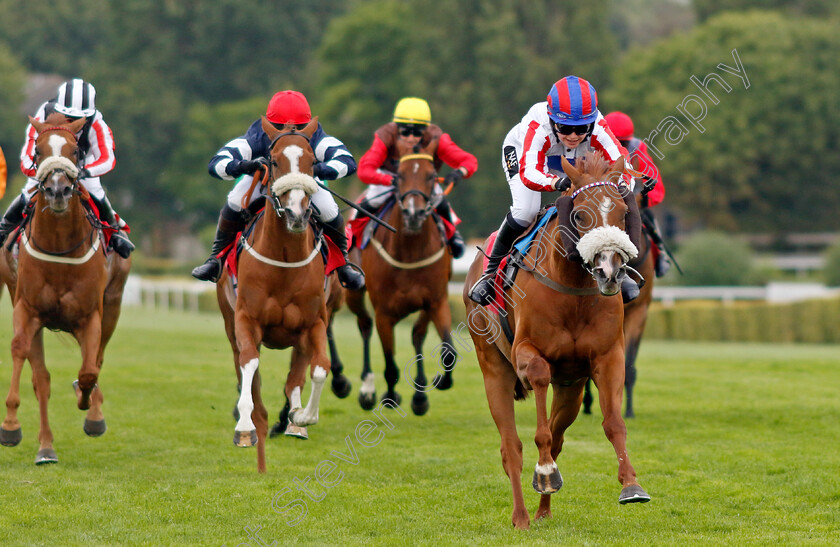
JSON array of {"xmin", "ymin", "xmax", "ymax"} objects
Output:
[
  {"xmin": 29, "ymin": 113, "xmax": 86, "ymax": 213},
  {"xmin": 261, "ymin": 116, "xmax": 318, "ymax": 233},
  {"xmin": 558, "ymin": 154, "xmax": 639, "ymax": 296},
  {"xmin": 395, "ymin": 138, "xmax": 439, "ymax": 234}
]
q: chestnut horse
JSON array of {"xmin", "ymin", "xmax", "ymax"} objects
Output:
[
  {"xmin": 217, "ymin": 117, "xmax": 332, "ymax": 473},
  {"xmin": 463, "ymin": 154, "xmax": 650, "ymax": 530},
  {"xmin": 345, "ymin": 138, "xmax": 456, "ymax": 416},
  {"xmin": 0, "ymin": 114, "xmax": 131, "ymax": 464},
  {"xmin": 583, "ymin": 181, "xmax": 655, "ymax": 418}
]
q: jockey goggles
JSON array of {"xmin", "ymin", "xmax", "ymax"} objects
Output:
[
  {"xmin": 398, "ymin": 124, "xmax": 426, "ymax": 137},
  {"xmin": 555, "ymin": 122, "xmax": 593, "ymax": 136}
]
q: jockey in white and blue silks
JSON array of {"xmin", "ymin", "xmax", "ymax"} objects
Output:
[
  {"xmin": 469, "ymin": 75, "xmax": 638, "ymax": 306},
  {"xmin": 192, "ymin": 90, "xmax": 365, "ymax": 290}
]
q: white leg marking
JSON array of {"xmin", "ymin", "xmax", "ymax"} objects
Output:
[
  {"xmin": 235, "ymin": 358, "xmax": 259, "ymax": 432},
  {"xmin": 290, "ymin": 386, "xmax": 302, "ymax": 410},
  {"xmin": 360, "ymin": 372, "xmax": 375, "ymax": 396},
  {"xmin": 282, "ymin": 145, "xmax": 304, "ymax": 174},
  {"xmin": 535, "ymin": 461, "xmax": 559, "ymax": 475},
  {"xmin": 295, "ymin": 366, "xmax": 328, "ymax": 426}
]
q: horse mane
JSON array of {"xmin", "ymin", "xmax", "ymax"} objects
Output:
[{"xmin": 575, "ymin": 151, "xmax": 611, "ymax": 179}]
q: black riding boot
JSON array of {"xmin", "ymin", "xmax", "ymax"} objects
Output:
[
  {"xmin": 0, "ymin": 194, "xmax": 27, "ymax": 245},
  {"xmin": 91, "ymin": 195, "xmax": 135, "ymax": 259},
  {"xmin": 322, "ymin": 215, "xmax": 365, "ymax": 290},
  {"xmin": 468, "ymin": 213, "xmax": 528, "ymax": 306},
  {"xmin": 621, "ymin": 276, "xmax": 640, "ymax": 303},
  {"xmin": 191, "ymin": 204, "xmax": 246, "ymax": 282},
  {"xmin": 435, "ymin": 198, "xmax": 465, "ymax": 259}
]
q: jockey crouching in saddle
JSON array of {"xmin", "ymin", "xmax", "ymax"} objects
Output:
[
  {"xmin": 469, "ymin": 75, "xmax": 640, "ymax": 306},
  {"xmin": 604, "ymin": 111, "xmax": 670, "ymax": 277},
  {"xmin": 0, "ymin": 79, "xmax": 135, "ymax": 258},
  {"xmin": 354, "ymin": 97, "xmax": 478, "ymax": 258},
  {"xmin": 191, "ymin": 90, "xmax": 365, "ymax": 290}
]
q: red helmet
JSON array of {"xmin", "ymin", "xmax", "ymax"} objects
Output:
[
  {"xmin": 604, "ymin": 111, "xmax": 634, "ymax": 140},
  {"xmin": 266, "ymin": 90, "xmax": 311, "ymax": 125}
]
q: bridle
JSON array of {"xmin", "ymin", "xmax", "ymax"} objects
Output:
[
  {"xmin": 396, "ymin": 153, "xmax": 438, "ymax": 220},
  {"xmin": 264, "ymin": 129, "xmax": 314, "ymax": 222}
]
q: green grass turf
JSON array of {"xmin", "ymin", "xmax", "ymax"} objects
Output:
[{"xmin": 0, "ymin": 301, "xmax": 838, "ymax": 546}]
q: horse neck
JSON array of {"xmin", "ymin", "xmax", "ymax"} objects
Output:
[
  {"xmin": 384, "ymin": 204, "xmax": 441, "ymax": 261},
  {"xmin": 254, "ymin": 209, "xmax": 314, "ymax": 261},
  {"xmin": 29, "ymin": 198, "xmax": 91, "ymax": 247},
  {"xmin": 545, "ymin": 219, "xmax": 596, "ymax": 288}
]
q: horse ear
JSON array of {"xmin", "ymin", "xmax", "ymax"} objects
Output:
[
  {"xmin": 303, "ymin": 116, "xmax": 319, "ymax": 137},
  {"xmin": 608, "ymin": 155, "xmax": 626, "ymax": 184},
  {"xmin": 68, "ymin": 117, "xmax": 87, "ymax": 134},
  {"xmin": 561, "ymin": 156, "xmax": 581, "ymax": 184},
  {"xmin": 261, "ymin": 116, "xmax": 279, "ymax": 138},
  {"xmin": 29, "ymin": 116, "xmax": 45, "ymax": 133}
]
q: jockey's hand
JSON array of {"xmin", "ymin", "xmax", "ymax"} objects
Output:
[
  {"xmin": 390, "ymin": 174, "xmax": 399, "ymax": 187},
  {"xmin": 554, "ymin": 176, "xmax": 571, "ymax": 192},
  {"xmin": 641, "ymin": 175, "xmax": 657, "ymax": 195},
  {"xmin": 443, "ymin": 169, "xmax": 464, "ymax": 186},
  {"xmin": 233, "ymin": 159, "xmax": 263, "ymax": 176},
  {"xmin": 78, "ymin": 168, "xmax": 91, "ymax": 180}
]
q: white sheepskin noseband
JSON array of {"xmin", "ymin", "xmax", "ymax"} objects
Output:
[
  {"xmin": 271, "ymin": 173, "xmax": 319, "ymax": 197},
  {"xmin": 576, "ymin": 225, "xmax": 638, "ymax": 264},
  {"xmin": 35, "ymin": 156, "xmax": 79, "ymax": 182}
]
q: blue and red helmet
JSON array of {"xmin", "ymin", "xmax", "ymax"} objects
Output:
[{"xmin": 546, "ymin": 76, "xmax": 599, "ymax": 125}]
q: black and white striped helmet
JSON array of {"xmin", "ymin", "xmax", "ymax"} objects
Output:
[{"xmin": 54, "ymin": 79, "xmax": 96, "ymax": 118}]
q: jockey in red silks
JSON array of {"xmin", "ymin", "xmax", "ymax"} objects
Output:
[
  {"xmin": 355, "ymin": 97, "xmax": 478, "ymax": 258},
  {"xmin": 192, "ymin": 90, "xmax": 365, "ymax": 290},
  {"xmin": 468, "ymin": 75, "xmax": 639, "ymax": 306},
  {"xmin": 0, "ymin": 79, "xmax": 134, "ymax": 258},
  {"xmin": 604, "ymin": 111, "xmax": 670, "ymax": 277}
]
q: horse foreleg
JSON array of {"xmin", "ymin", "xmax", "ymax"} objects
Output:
[
  {"xmin": 514, "ymin": 341, "xmax": 562, "ymax": 497},
  {"xmin": 429, "ymin": 298, "xmax": 456, "ymax": 391},
  {"xmin": 347, "ymin": 289, "xmax": 376, "ymax": 410},
  {"xmin": 591, "ymin": 348, "xmax": 650, "ymax": 504},
  {"xmin": 408, "ymin": 311, "xmax": 430, "ymax": 416},
  {"xmin": 251, "ymin": 367, "xmax": 268, "ymax": 473},
  {"xmin": 233, "ymin": 316, "xmax": 262, "ymax": 449},
  {"xmin": 479, "ymin": 346, "xmax": 530, "ymax": 530},
  {"xmin": 291, "ymin": 320, "xmax": 331, "ymax": 427},
  {"xmin": 1, "ymin": 309, "xmax": 38, "ymax": 447},
  {"xmin": 29, "ymin": 331, "xmax": 57, "ymax": 464},
  {"xmin": 536, "ymin": 380, "xmax": 586, "ymax": 521},
  {"xmin": 375, "ymin": 313, "xmax": 401, "ymax": 406}
]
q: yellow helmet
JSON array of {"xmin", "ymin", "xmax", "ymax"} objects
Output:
[{"xmin": 393, "ymin": 97, "xmax": 431, "ymax": 125}]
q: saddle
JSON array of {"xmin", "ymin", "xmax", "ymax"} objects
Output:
[{"xmin": 222, "ymin": 209, "xmax": 344, "ymax": 291}]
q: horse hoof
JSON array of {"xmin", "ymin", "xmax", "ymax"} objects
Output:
[
  {"xmin": 358, "ymin": 391, "xmax": 377, "ymax": 411},
  {"xmin": 625, "ymin": 409, "xmax": 635, "ymax": 419},
  {"xmin": 433, "ymin": 372, "xmax": 453, "ymax": 390},
  {"xmin": 0, "ymin": 427, "xmax": 22, "ymax": 447},
  {"xmin": 532, "ymin": 463, "xmax": 563, "ymax": 494},
  {"xmin": 331, "ymin": 375, "xmax": 352, "ymax": 399},
  {"xmin": 83, "ymin": 419, "xmax": 107, "ymax": 437},
  {"xmin": 411, "ymin": 392, "xmax": 429, "ymax": 416},
  {"xmin": 284, "ymin": 423, "xmax": 309, "ymax": 440},
  {"xmin": 582, "ymin": 407, "xmax": 592, "ymax": 415},
  {"xmin": 35, "ymin": 448, "xmax": 58, "ymax": 465},
  {"xmin": 382, "ymin": 391, "xmax": 401, "ymax": 407},
  {"xmin": 233, "ymin": 429, "xmax": 257, "ymax": 447},
  {"xmin": 619, "ymin": 484, "xmax": 650, "ymax": 504}
]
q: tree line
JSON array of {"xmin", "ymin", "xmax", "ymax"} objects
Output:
[{"xmin": 0, "ymin": 0, "xmax": 837, "ymax": 255}]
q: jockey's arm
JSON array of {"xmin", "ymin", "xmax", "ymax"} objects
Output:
[
  {"xmin": 311, "ymin": 124, "xmax": 357, "ymax": 182},
  {"xmin": 81, "ymin": 115, "xmax": 116, "ymax": 178},
  {"xmin": 19, "ymin": 102, "xmax": 48, "ymax": 178},
  {"xmin": 357, "ymin": 135, "xmax": 394, "ymax": 186},
  {"xmin": 519, "ymin": 123, "xmax": 562, "ymax": 192},
  {"xmin": 437, "ymin": 133, "xmax": 478, "ymax": 178}
]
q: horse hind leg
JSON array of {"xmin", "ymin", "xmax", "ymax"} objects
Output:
[
  {"xmin": 327, "ymin": 314, "xmax": 352, "ymax": 399},
  {"xmin": 29, "ymin": 331, "xmax": 58, "ymax": 464},
  {"xmin": 624, "ymin": 337, "xmax": 642, "ymax": 419},
  {"xmin": 406, "ymin": 311, "xmax": 431, "ymax": 416},
  {"xmin": 375, "ymin": 314, "xmax": 401, "ymax": 406}
]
